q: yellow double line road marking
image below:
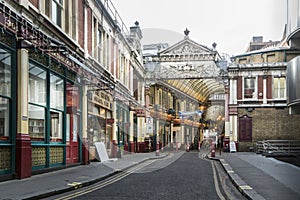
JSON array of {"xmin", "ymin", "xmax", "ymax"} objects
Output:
[{"xmin": 55, "ymin": 159, "xmax": 156, "ymax": 200}]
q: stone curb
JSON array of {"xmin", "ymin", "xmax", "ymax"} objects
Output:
[
  {"xmin": 23, "ymin": 153, "xmax": 170, "ymax": 200},
  {"xmin": 207, "ymin": 156, "xmax": 266, "ymax": 200}
]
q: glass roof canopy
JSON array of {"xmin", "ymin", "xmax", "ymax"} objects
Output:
[{"xmin": 144, "ymin": 33, "xmax": 226, "ymax": 104}]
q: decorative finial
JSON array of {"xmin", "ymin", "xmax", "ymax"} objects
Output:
[
  {"xmin": 184, "ymin": 28, "xmax": 190, "ymax": 36},
  {"xmin": 135, "ymin": 21, "xmax": 139, "ymax": 27},
  {"xmin": 212, "ymin": 42, "xmax": 217, "ymax": 49}
]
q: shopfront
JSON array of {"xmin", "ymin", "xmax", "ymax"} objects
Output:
[
  {"xmin": 115, "ymin": 101, "xmax": 130, "ymax": 155},
  {"xmin": 28, "ymin": 50, "xmax": 82, "ymax": 170},
  {"xmin": 87, "ymin": 89, "xmax": 113, "ymax": 160}
]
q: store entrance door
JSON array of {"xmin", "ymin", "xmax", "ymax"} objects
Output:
[{"xmin": 66, "ymin": 114, "xmax": 79, "ymax": 164}]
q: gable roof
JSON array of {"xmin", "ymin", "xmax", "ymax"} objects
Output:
[{"xmin": 159, "ymin": 36, "xmax": 216, "ymax": 55}]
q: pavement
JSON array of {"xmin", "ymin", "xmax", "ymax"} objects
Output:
[
  {"xmin": 0, "ymin": 149, "xmax": 299, "ymax": 200},
  {"xmin": 206, "ymin": 149, "xmax": 300, "ymax": 200}
]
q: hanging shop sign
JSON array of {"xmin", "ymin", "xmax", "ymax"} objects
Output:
[{"xmin": 135, "ymin": 109, "xmax": 146, "ymax": 117}]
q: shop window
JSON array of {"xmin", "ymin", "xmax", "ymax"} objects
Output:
[
  {"xmin": 50, "ymin": 110, "xmax": 63, "ymax": 142},
  {"xmin": 29, "ymin": 64, "xmax": 47, "ymax": 106},
  {"xmin": 0, "ymin": 48, "xmax": 12, "ymax": 141},
  {"xmin": 28, "ymin": 105, "xmax": 45, "ymax": 141},
  {"xmin": 244, "ymin": 77, "xmax": 256, "ymax": 99},
  {"xmin": 29, "ymin": 64, "xmax": 47, "ymax": 141},
  {"xmin": 0, "ymin": 98, "xmax": 9, "ymax": 140},
  {"xmin": 50, "ymin": 73, "xmax": 64, "ymax": 110},
  {"xmin": 0, "ymin": 49, "xmax": 11, "ymax": 97},
  {"xmin": 273, "ymin": 77, "xmax": 286, "ymax": 99},
  {"xmin": 67, "ymin": 82, "xmax": 79, "ymax": 109}
]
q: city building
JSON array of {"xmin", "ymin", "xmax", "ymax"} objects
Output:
[
  {"xmin": 0, "ymin": 0, "xmax": 144, "ymax": 180},
  {"xmin": 225, "ymin": 0, "xmax": 300, "ymax": 151},
  {"xmin": 227, "ymin": 35, "xmax": 300, "ymax": 151}
]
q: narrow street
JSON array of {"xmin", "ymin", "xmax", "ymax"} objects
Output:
[{"xmin": 48, "ymin": 152, "xmax": 246, "ymax": 200}]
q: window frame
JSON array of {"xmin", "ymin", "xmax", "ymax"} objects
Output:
[
  {"xmin": 273, "ymin": 76, "xmax": 286, "ymax": 99},
  {"xmin": 243, "ymin": 76, "xmax": 257, "ymax": 100},
  {"xmin": 0, "ymin": 40, "xmax": 16, "ymax": 143}
]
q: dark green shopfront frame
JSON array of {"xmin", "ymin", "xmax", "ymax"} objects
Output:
[
  {"xmin": 0, "ymin": 31, "xmax": 17, "ymax": 176},
  {"xmin": 29, "ymin": 51, "xmax": 82, "ymax": 171}
]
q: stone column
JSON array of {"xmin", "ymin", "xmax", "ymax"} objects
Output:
[
  {"xmin": 81, "ymin": 85, "xmax": 89, "ymax": 164},
  {"xmin": 129, "ymin": 110, "xmax": 134, "ymax": 153},
  {"xmin": 16, "ymin": 49, "xmax": 31, "ymax": 179},
  {"xmin": 111, "ymin": 100, "xmax": 118, "ymax": 157}
]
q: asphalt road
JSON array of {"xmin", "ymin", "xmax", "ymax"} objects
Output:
[{"xmin": 49, "ymin": 152, "xmax": 246, "ymax": 200}]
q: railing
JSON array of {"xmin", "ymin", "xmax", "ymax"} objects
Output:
[
  {"xmin": 255, "ymin": 140, "xmax": 300, "ymax": 157},
  {"xmin": 98, "ymin": 0, "xmax": 129, "ymax": 35}
]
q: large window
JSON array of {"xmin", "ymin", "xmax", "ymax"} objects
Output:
[
  {"xmin": 43, "ymin": 0, "xmax": 64, "ymax": 28},
  {"xmin": 50, "ymin": 73, "xmax": 64, "ymax": 110},
  {"xmin": 65, "ymin": 0, "xmax": 77, "ymax": 40},
  {"xmin": 0, "ymin": 98, "xmax": 9, "ymax": 140},
  {"xmin": 29, "ymin": 64, "xmax": 47, "ymax": 141},
  {"xmin": 51, "ymin": 0, "xmax": 63, "ymax": 27},
  {"xmin": 0, "ymin": 48, "xmax": 12, "ymax": 141},
  {"xmin": 28, "ymin": 105, "xmax": 45, "ymax": 141},
  {"xmin": 50, "ymin": 73, "xmax": 64, "ymax": 142},
  {"xmin": 273, "ymin": 77, "xmax": 286, "ymax": 99},
  {"xmin": 244, "ymin": 77, "xmax": 256, "ymax": 99},
  {"xmin": 29, "ymin": 65, "xmax": 46, "ymax": 106},
  {"xmin": 29, "ymin": 63, "xmax": 65, "ymax": 142}
]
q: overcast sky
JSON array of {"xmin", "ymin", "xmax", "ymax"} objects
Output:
[{"xmin": 112, "ymin": 0, "xmax": 286, "ymax": 56}]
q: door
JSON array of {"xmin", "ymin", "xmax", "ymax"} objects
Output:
[{"xmin": 66, "ymin": 114, "xmax": 79, "ymax": 164}]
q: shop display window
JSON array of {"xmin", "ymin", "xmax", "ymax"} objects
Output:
[
  {"xmin": 28, "ymin": 105, "xmax": 45, "ymax": 141},
  {"xmin": 50, "ymin": 110, "xmax": 63, "ymax": 142},
  {"xmin": 0, "ymin": 98, "xmax": 9, "ymax": 140},
  {"xmin": 0, "ymin": 49, "xmax": 11, "ymax": 97},
  {"xmin": 0, "ymin": 48, "xmax": 11, "ymax": 141},
  {"xmin": 29, "ymin": 64, "xmax": 46, "ymax": 106},
  {"xmin": 50, "ymin": 73, "xmax": 64, "ymax": 110}
]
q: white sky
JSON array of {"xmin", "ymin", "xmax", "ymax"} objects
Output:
[{"xmin": 111, "ymin": 0, "xmax": 286, "ymax": 56}]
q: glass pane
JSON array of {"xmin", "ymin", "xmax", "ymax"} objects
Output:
[
  {"xmin": 73, "ymin": 115, "xmax": 78, "ymax": 142},
  {"xmin": 66, "ymin": 114, "xmax": 70, "ymax": 142},
  {"xmin": 0, "ymin": 97, "xmax": 9, "ymax": 140},
  {"xmin": 28, "ymin": 104, "xmax": 45, "ymax": 141},
  {"xmin": 66, "ymin": 82, "xmax": 79, "ymax": 110},
  {"xmin": 274, "ymin": 78, "xmax": 279, "ymax": 89},
  {"xmin": 244, "ymin": 78, "xmax": 255, "ymax": 98},
  {"xmin": 29, "ymin": 64, "xmax": 47, "ymax": 106},
  {"xmin": 52, "ymin": 0, "xmax": 57, "ymax": 24},
  {"xmin": 50, "ymin": 110, "xmax": 63, "ymax": 142},
  {"xmin": 50, "ymin": 73, "xmax": 64, "ymax": 110},
  {"xmin": 0, "ymin": 49, "xmax": 11, "ymax": 97},
  {"xmin": 280, "ymin": 78, "xmax": 285, "ymax": 89}
]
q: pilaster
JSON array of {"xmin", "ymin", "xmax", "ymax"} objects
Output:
[
  {"xmin": 81, "ymin": 85, "xmax": 89, "ymax": 164},
  {"xmin": 16, "ymin": 49, "xmax": 31, "ymax": 179}
]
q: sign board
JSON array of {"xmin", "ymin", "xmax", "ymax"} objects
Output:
[
  {"xmin": 146, "ymin": 117, "xmax": 153, "ymax": 134},
  {"xmin": 94, "ymin": 142, "xmax": 117, "ymax": 162},
  {"xmin": 230, "ymin": 141, "xmax": 237, "ymax": 153}
]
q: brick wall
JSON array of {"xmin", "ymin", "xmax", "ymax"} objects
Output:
[
  {"xmin": 237, "ymin": 107, "xmax": 300, "ymax": 151},
  {"xmin": 78, "ymin": 0, "xmax": 84, "ymax": 49},
  {"xmin": 29, "ymin": 0, "xmax": 38, "ymax": 8}
]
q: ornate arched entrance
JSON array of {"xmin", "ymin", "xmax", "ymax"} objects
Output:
[{"xmin": 143, "ymin": 29, "xmax": 228, "ymax": 151}]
